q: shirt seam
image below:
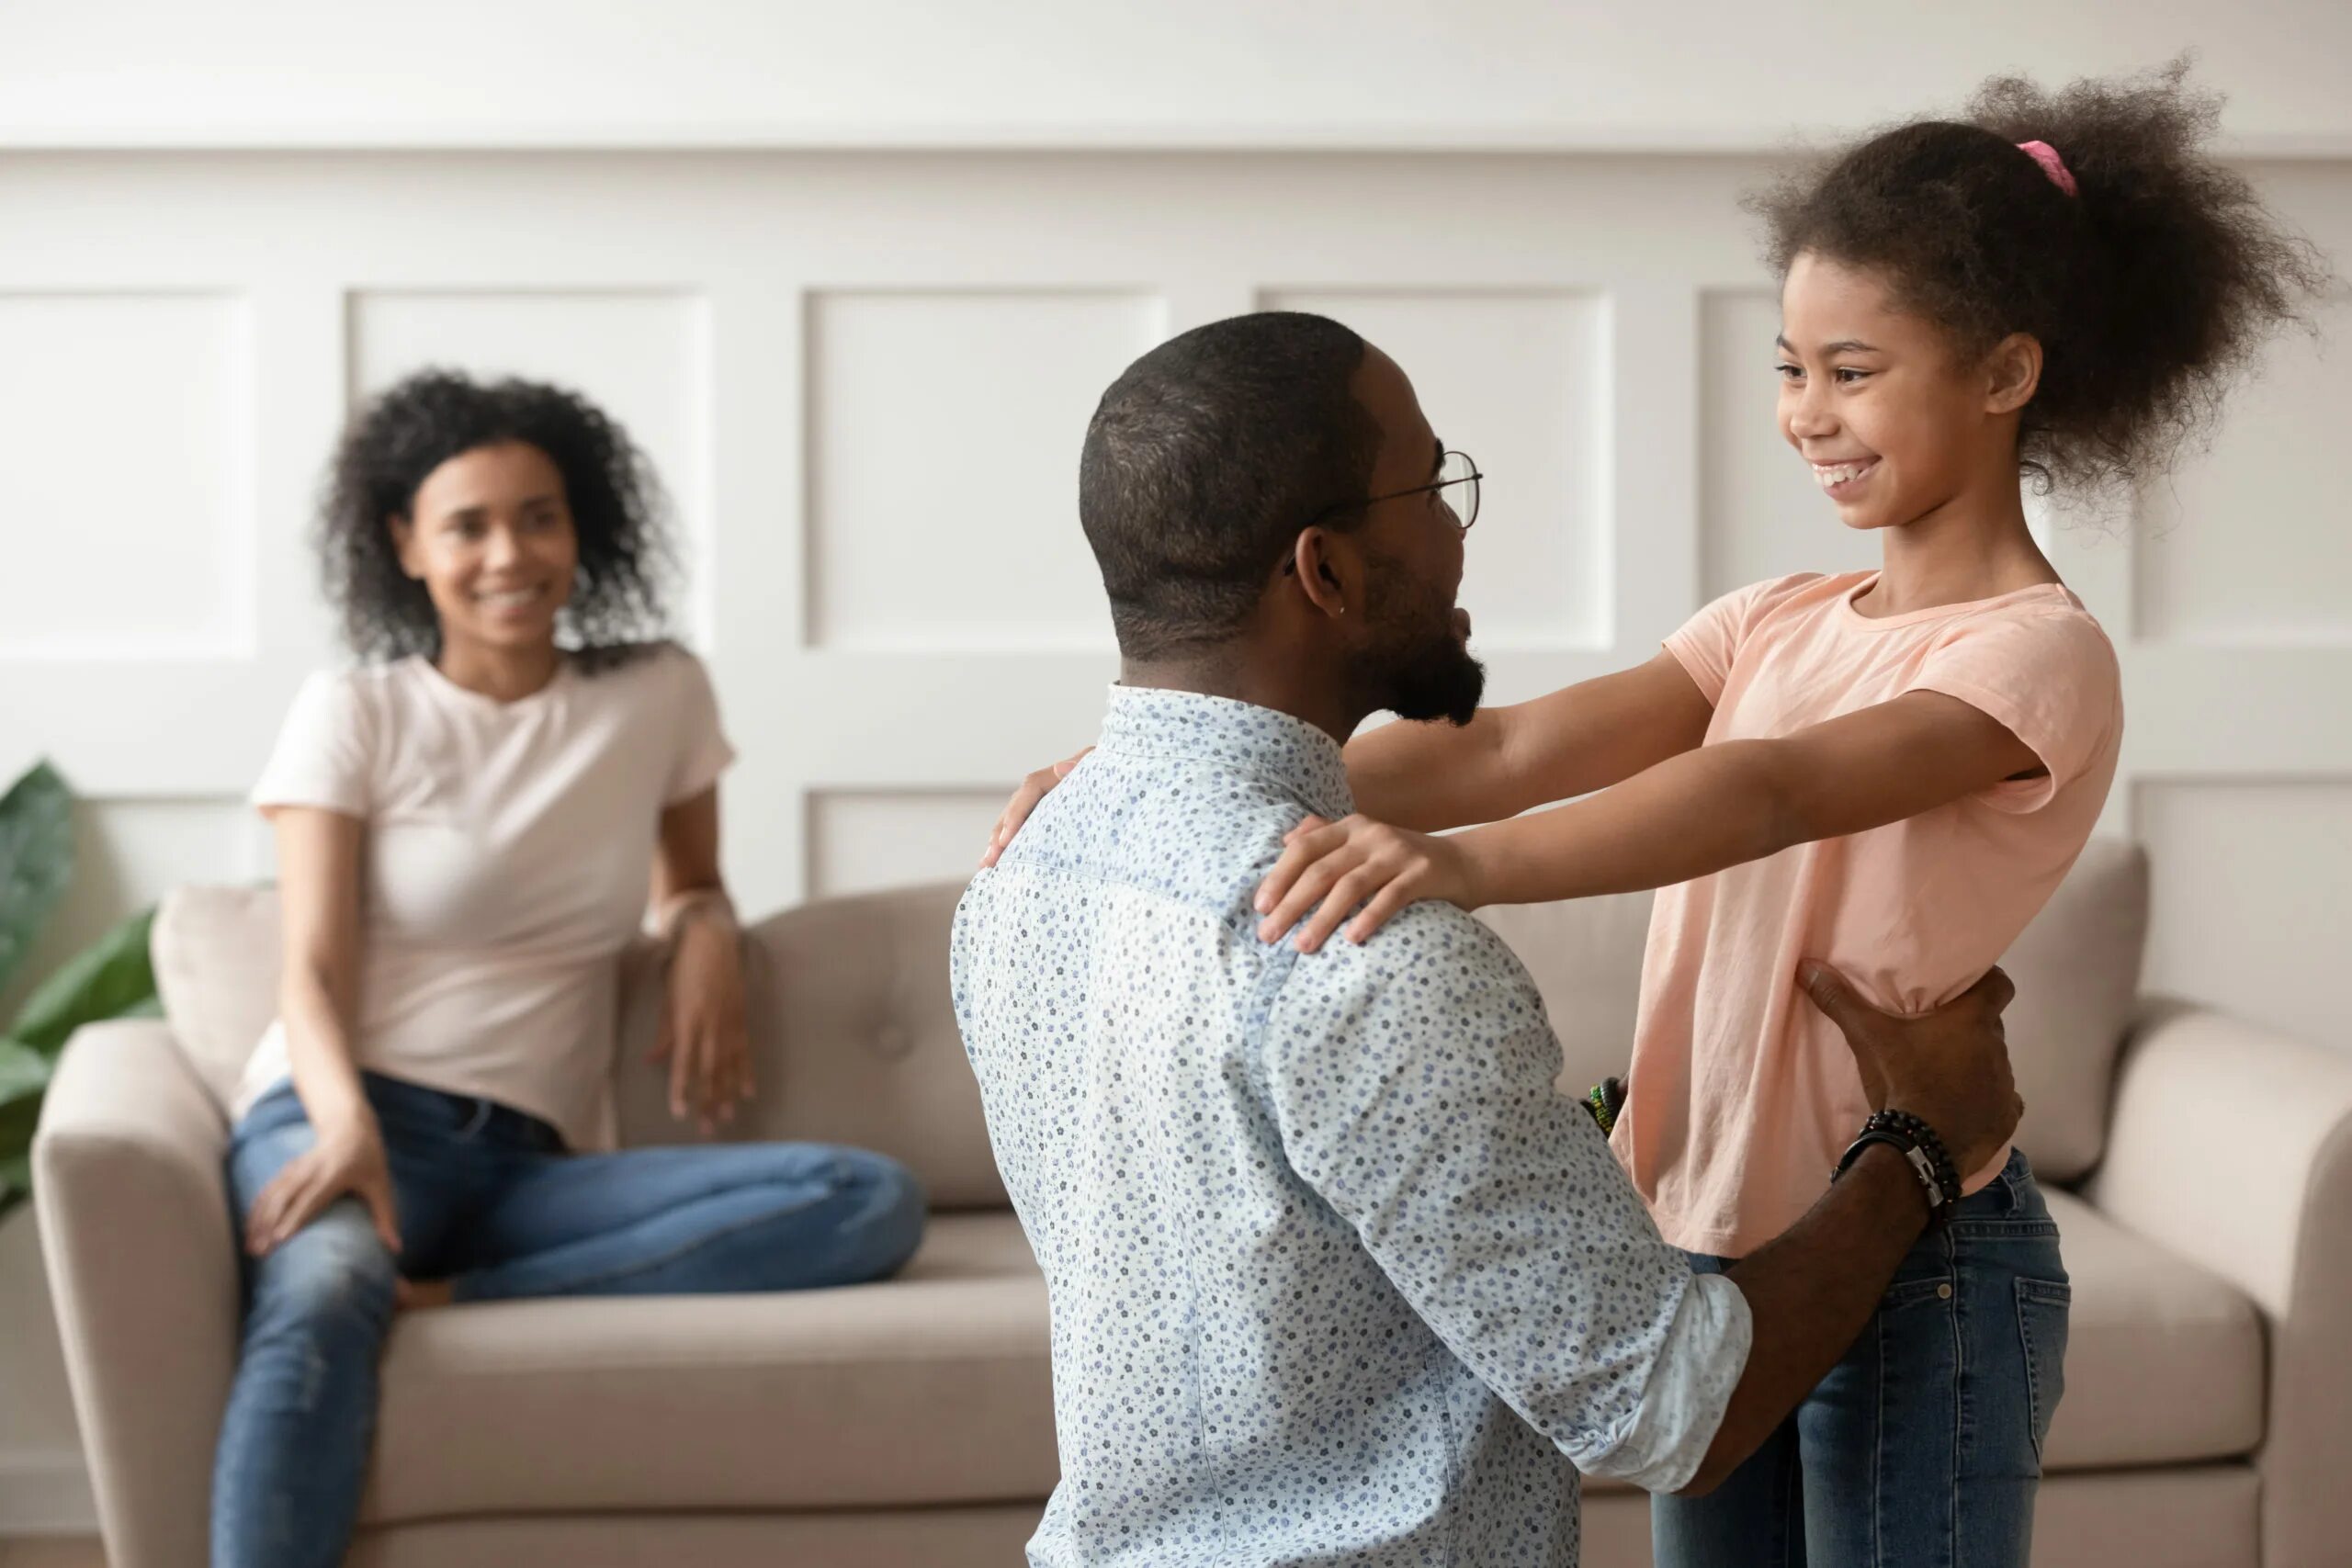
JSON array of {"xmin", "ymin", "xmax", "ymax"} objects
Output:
[
  {"xmin": 1091, "ymin": 742, "xmax": 1353, "ymax": 822},
  {"xmin": 1834, "ymin": 592, "xmax": 2095, "ymax": 635},
  {"xmin": 988, "ymin": 840, "xmax": 1272, "ymax": 931},
  {"xmin": 1238, "ymin": 942, "xmax": 1302, "ymax": 1109},
  {"xmin": 1902, "ymin": 669, "xmax": 2117, "ymax": 816}
]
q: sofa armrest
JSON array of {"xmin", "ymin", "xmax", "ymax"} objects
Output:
[
  {"xmin": 33, "ymin": 1018, "xmax": 240, "ymax": 1568},
  {"xmin": 2083, "ymin": 1002, "xmax": 2352, "ymax": 1568}
]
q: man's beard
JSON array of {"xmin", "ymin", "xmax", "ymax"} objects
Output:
[{"xmin": 1353, "ymin": 551, "xmax": 1486, "ymax": 727}]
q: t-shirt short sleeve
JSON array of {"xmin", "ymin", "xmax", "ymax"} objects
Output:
[
  {"xmin": 1663, "ymin": 574, "xmax": 1818, "ymax": 705},
  {"xmin": 1906, "ymin": 609, "xmax": 2122, "ymax": 815},
  {"xmin": 251, "ymin": 671, "xmax": 375, "ymax": 818},
  {"xmin": 663, "ymin": 649, "xmax": 738, "ymax": 807}
]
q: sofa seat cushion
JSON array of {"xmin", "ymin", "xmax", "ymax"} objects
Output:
[
  {"xmin": 358, "ymin": 1190, "xmax": 2257, "ymax": 1522},
  {"xmin": 2037, "ymin": 1190, "xmax": 2264, "ymax": 1469},
  {"xmin": 361, "ymin": 1213, "xmax": 1054, "ymax": 1522}
]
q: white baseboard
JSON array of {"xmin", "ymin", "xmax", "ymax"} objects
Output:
[{"xmin": 0, "ymin": 1451, "xmax": 97, "ymax": 1536}]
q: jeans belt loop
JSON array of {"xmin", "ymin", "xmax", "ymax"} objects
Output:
[{"xmin": 458, "ymin": 1097, "xmax": 493, "ymax": 1140}]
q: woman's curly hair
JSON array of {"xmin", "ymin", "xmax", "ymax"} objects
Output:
[
  {"xmin": 319, "ymin": 370, "xmax": 673, "ymax": 669},
  {"xmin": 1752, "ymin": 58, "xmax": 2332, "ymax": 500}
]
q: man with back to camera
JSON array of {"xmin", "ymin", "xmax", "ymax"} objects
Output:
[{"xmin": 953, "ymin": 311, "xmax": 2023, "ymax": 1565}]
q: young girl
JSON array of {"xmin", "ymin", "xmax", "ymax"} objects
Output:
[
  {"xmin": 218, "ymin": 371, "xmax": 925, "ymax": 1568},
  {"xmin": 986, "ymin": 65, "xmax": 2324, "ymax": 1566}
]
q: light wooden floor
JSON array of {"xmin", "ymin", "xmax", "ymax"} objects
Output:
[{"xmin": 0, "ymin": 1540, "xmax": 103, "ymax": 1568}]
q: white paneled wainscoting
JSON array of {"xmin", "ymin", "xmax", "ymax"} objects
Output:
[{"xmin": 3, "ymin": 145, "xmax": 2347, "ymax": 1531}]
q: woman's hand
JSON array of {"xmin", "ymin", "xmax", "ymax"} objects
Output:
[
  {"xmin": 655, "ymin": 908, "xmax": 754, "ymax": 1134},
  {"xmin": 980, "ymin": 748, "xmax": 1093, "ymax": 869},
  {"xmin": 243, "ymin": 1109, "xmax": 401, "ymax": 1258},
  {"xmin": 1253, "ymin": 814, "xmax": 1482, "ymax": 953}
]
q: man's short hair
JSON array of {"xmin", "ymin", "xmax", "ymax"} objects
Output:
[{"xmin": 1079, "ymin": 312, "xmax": 1380, "ymax": 660}]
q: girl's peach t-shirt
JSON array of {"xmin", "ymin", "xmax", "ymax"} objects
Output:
[{"xmin": 1612, "ymin": 571, "xmax": 2122, "ymax": 1257}]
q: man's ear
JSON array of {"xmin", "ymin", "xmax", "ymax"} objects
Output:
[{"xmin": 1285, "ymin": 528, "xmax": 1351, "ymax": 619}]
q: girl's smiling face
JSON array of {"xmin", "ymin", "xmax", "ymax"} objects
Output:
[{"xmin": 1777, "ymin": 250, "xmax": 2041, "ymax": 535}]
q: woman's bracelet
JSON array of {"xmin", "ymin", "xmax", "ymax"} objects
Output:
[{"xmin": 654, "ymin": 886, "xmax": 738, "ymax": 944}]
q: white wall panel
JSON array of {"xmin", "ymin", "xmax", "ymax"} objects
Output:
[
  {"xmin": 0, "ymin": 147, "xmax": 2343, "ymax": 1009},
  {"xmin": 1263, "ymin": 289, "xmax": 1611, "ymax": 649},
  {"xmin": 1699, "ymin": 288, "xmax": 1879, "ymax": 598},
  {"xmin": 2139, "ymin": 780, "xmax": 2352, "ymax": 1051},
  {"xmin": 807, "ymin": 789, "xmax": 1005, "ymax": 899},
  {"xmin": 0, "ymin": 292, "xmax": 252, "ymax": 660},
  {"xmin": 0, "ymin": 141, "xmax": 2346, "ymax": 1537},
  {"xmin": 2135, "ymin": 293, "xmax": 2352, "ymax": 646},
  {"xmin": 805, "ymin": 289, "xmax": 1160, "ymax": 651}
]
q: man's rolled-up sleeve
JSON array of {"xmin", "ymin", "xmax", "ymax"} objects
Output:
[{"xmin": 1260, "ymin": 904, "xmax": 1751, "ymax": 1494}]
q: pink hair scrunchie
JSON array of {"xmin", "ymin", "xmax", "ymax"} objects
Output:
[{"xmin": 2016, "ymin": 140, "xmax": 2079, "ymax": 197}]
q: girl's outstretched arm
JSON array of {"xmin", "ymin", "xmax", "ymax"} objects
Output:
[
  {"xmin": 1259, "ymin": 690, "xmax": 2042, "ymax": 952},
  {"xmin": 1346, "ymin": 649, "xmax": 1715, "ymax": 829}
]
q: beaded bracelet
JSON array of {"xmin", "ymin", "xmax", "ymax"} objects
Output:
[
  {"xmin": 1833, "ymin": 1108, "xmax": 1963, "ymax": 1226},
  {"xmin": 1581, "ymin": 1077, "xmax": 1627, "ymax": 1137}
]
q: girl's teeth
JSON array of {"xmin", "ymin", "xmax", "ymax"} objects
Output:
[{"xmin": 1812, "ymin": 460, "xmax": 1876, "ymax": 491}]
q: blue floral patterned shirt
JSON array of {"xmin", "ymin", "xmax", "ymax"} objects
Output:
[{"xmin": 953, "ymin": 685, "xmax": 1752, "ymax": 1567}]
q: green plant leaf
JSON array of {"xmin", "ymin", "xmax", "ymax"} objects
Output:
[
  {"xmin": 0, "ymin": 761, "xmax": 74, "ymax": 1000},
  {"xmin": 0, "ymin": 1035, "xmax": 48, "ymax": 1104},
  {"xmin": 9, "ymin": 906, "xmax": 157, "ymax": 1056}
]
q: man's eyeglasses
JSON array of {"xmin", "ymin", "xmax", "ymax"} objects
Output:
[{"xmin": 1306, "ymin": 449, "xmax": 1482, "ymax": 535}]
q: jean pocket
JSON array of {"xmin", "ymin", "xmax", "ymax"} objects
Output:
[
  {"xmin": 1880, "ymin": 1271, "xmax": 1956, "ymax": 1314},
  {"xmin": 2016, "ymin": 1276, "xmax": 2073, "ymax": 1466}
]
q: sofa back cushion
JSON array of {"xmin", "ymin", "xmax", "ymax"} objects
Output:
[
  {"xmin": 612, "ymin": 882, "xmax": 1008, "ymax": 1210},
  {"xmin": 151, "ymin": 884, "xmax": 283, "ymax": 1109},
  {"xmin": 150, "ymin": 835, "xmax": 2144, "ymax": 1201}
]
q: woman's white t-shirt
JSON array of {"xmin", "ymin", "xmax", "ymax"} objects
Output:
[{"xmin": 237, "ymin": 644, "xmax": 736, "ymax": 1150}]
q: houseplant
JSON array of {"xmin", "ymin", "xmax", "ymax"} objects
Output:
[{"xmin": 0, "ymin": 761, "xmax": 161, "ymax": 1213}]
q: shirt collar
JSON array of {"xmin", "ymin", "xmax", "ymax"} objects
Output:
[{"xmin": 1097, "ymin": 684, "xmax": 1356, "ymax": 821}]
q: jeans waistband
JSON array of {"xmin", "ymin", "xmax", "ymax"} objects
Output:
[{"xmin": 361, "ymin": 1072, "xmax": 566, "ymax": 1153}]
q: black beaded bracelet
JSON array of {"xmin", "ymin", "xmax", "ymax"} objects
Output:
[
  {"xmin": 1871, "ymin": 1109, "xmax": 1962, "ymax": 1196},
  {"xmin": 1832, "ymin": 1110, "xmax": 1964, "ymax": 1226}
]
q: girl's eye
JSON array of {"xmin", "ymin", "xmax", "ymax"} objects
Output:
[
  {"xmin": 1774, "ymin": 362, "xmax": 1803, "ymax": 381},
  {"xmin": 1835, "ymin": 367, "xmax": 1871, "ymax": 385}
]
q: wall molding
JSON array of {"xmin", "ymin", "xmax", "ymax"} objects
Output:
[
  {"xmin": 6, "ymin": 123, "xmax": 2351, "ymax": 160},
  {"xmin": 8, "ymin": 1, "xmax": 2352, "ymax": 159}
]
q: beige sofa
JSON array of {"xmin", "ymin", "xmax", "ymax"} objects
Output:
[{"xmin": 33, "ymin": 839, "xmax": 2352, "ymax": 1567}]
